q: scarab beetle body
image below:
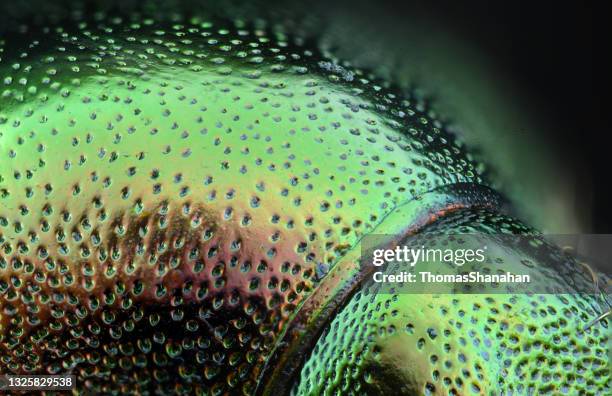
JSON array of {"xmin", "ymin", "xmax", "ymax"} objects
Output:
[{"xmin": 0, "ymin": 14, "xmax": 609, "ymax": 396}]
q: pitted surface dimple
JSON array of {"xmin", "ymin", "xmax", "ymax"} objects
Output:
[{"xmin": 0, "ymin": 15, "xmax": 485, "ymax": 394}]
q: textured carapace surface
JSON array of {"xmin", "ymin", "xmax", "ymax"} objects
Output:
[
  {"xmin": 0, "ymin": 15, "xmax": 493, "ymax": 394},
  {"xmin": 293, "ymin": 209, "xmax": 610, "ymax": 395}
]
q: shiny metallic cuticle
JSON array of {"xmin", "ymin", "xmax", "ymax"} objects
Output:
[{"xmin": 0, "ymin": 12, "xmax": 608, "ymax": 396}]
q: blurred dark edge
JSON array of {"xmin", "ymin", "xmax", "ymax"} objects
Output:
[{"xmin": 1, "ymin": 0, "xmax": 607, "ymax": 232}]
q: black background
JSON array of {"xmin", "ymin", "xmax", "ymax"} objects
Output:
[{"xmin": 404, "ymin": 1, "xmax": 606, "ymax": 231}]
